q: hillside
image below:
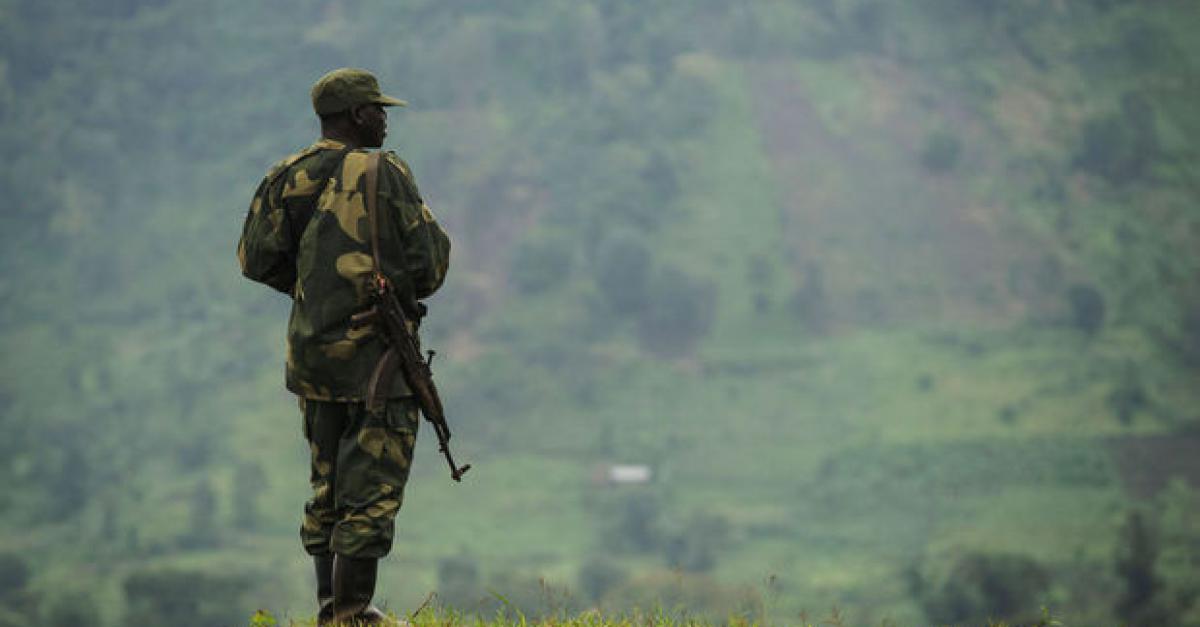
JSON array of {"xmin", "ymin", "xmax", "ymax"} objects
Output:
[{"xmin": 1, "ymin": 2, "xmax": 1199, "ymax": 626}]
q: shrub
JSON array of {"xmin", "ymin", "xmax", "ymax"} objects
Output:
[
  {"xmin": 1107, "ymin": 362, "xmax": 1149, "ymax": 426},
  {"xmin": 42, "ymin": 593, "xmax": 97, "ymax": 627},
  {"xmin": 640, "ymin": 150, "xmax": 679, "ymax": 208},
  {"xmin": 1115, "ymin": 511, "xmax": 1167, "ymax": 624},
  {"xmin": 635, "ymin": 264, "xmax": 717, "ymax": 359},
  {"xmin": 232, "ymin": 460, "xmax": 266, "ymax": 528},
  {"xmin": 997, "ymin": 403, "xmax": 1020, "ymax": 425},
  {"xmin": 577, "ymin": 556, "xmax": 627, "ymax": 603},
  {"xmin": 510, "ymin": 232, "xmax": 574, "ymax": 295},
  {"xmin": 0, "ymin": 552, "xmax": 35, "ymax": 624},
  {"xmin": 1066, "ymin": 283, "xmax": 1105, "ymax": 335},
  {"xmin": 604, "ymin": 570, "xmax": 753, "ymax": 621},
  {"xmin": 920, "ymin": 129, "xmax": 962, "ymax": 173},
  {"xmin": 592, "ymin": 231, "xmax": 652, "ymax": 315},
  {"xmin": 0, "ymin": 553, "xmax": 30, "ymax": 599},
  {"xmin": 747, "ymin": 254, "xmax": 776, "ymax": 314},
  {"xmin": 662, "ymin": 512, "xmax": 731, "ymax": 573},
  {"xmin": 124, "ymin": 568, "xmax": 250, "ymax": 627},
  {"xmin": 602, "ymin": 492, "xmax": 664, "ymax": 553},
  {"xmin": 437, "ymin": 553, "xmax": 482, "ymax": 610},
  {"xmin": 181, "ymin": 480, "xmax": 219, "ymax": 549},
  {"xmin": 789, "ymin": 262, "xmax": 828, "ymax": 334},
  {"xmin": 473, "ymin": 571, "xmax": 578, "ymax": 621},
  {"xmin": 913, "ymin": 551, "xmax": 1051, "ymax": 625},
  {"xmin": 1177, "ymin": 301, "xmax": 1200, "ymax": 369},
  {"xmin": 657, "ymin": 73, "xmax": 719, "ymax": 137},
  {"xmin": 1073, "ymin": 93, "xmax": 1159, "ymax": 185}
]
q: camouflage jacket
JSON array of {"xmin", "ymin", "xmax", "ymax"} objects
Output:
[{"xmin": 238, "ymin": 138, "xmax": 451, "ymax": 401}]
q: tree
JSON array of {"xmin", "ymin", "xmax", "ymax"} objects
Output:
[
  {"xmin": 592, "ymin": 231, "xmax": 653, "ymax": 314},
  {"xmin": 636, "ymin": 264, "xmax": 717, "ymax": 359},
  {"xmin": 437, "ymin": 552, "xmax": 481, "ymax": 610},
  {"xmin": 42, "ymin": 593, "xmax": 97, "ymax": 627},
  {"xmin": 603, "ymin": 492, "xmax": 663, "ymax": 553},
  {"xmin": 663, "ymin": 512, "xmax": 731, "ymax": 572},
  {"xmin": 0, "ymin": 553, "xmax": 30, "ymax": 600},
  {"xmin": 790, "ymin": 262, "xmax": 829, "ymax": 334},
  {"xmin": 1106, "ymin": 362, "xmax": 1149, "ymax": 426},
  {"xmin": 578, "ymin": 556, "xmax": 626, "ymax": 603},
  {"xmin": 1066, "ymin": 283, "xmax": 1105, "ymax": 336},
  {"xmin": 1074, "ymin": 94, "xmax": 1160, "ymax": 185},
  {"xmin": 232, "ymin": 460, "xmax": 266, "ymax": 529},
  {"xmin": 1115, "ymin": 511, "xmax": 1167, "ymax": 624},
  {"xmin": 1176, "ymin": 301, "xmax": 1200, "ymax": 369},
  {"xmin": 914, "ymin": 551, "xmax": 1050, "ymax": 625},
  {"xmin": 920, "ymin": 129, "xmax": 962, "ymax": 173},
  {"xmin": 124, "ymin": 569, "xmax": 250, "ymax": 627},
  {"xmin": 510, "ymin": 232, "xmax": 574, "ymax": 295}
]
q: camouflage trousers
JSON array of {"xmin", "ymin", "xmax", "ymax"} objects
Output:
[{"xmin": 301, "ymin": 398, "xmax": 419, "ymax": 559}]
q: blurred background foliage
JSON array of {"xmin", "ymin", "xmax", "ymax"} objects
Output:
[{"xmin": 1, "ymin": 0, "xmax": 1199, "ymax": 625}]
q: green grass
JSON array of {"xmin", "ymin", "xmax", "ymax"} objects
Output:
[
  {"xmin": 247, "ymin": 604, "xmax": 1068, "ymax": 627},
  {"xmin": 209, "ymin": 321, "xmax": 1193, "ymax": 625}
]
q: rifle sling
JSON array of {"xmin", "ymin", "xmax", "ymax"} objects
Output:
[
  {"xmin": 365, "ymin": 152, "xmax": 383, "ymax": 273},
  {"xmin": 363, "ymin": 151, "xmax": 393, "ymax": 414},
  {"xmin": 366, "ymin": 347, "xmax": 398, "ymax": 416},
  {"xmin": 363, "ymin": 152, "xmax": 468, "ymax": 482}
]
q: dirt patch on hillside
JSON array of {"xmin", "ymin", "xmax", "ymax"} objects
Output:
[{"xmin": 747, "ymin": 59, "xmax": 1054, "ymax": 330}]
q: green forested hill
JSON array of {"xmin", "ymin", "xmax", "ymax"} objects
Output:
[{"xmin": 1, "ymin": 2, "xmax": 1198, "ymax": 625}]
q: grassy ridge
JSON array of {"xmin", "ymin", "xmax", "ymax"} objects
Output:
[{"xmin": 247, "ymin": 605, "xmax": 1066, "ymax": 627}]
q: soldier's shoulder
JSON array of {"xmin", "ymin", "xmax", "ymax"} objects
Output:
[
  {"xmin": 381, "ymin": 151, "xmax": 414, "ymax": 177},
  {"xmin": 264, "ymin": 142, "xmax": 335, "ymax": 182}
]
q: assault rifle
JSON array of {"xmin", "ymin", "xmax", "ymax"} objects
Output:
[
  {"xmin": 358, "ymin": 150, "xmax": 470, "ymax": 482},
  {"xmin": 359, "ymin": 276, "xmax": 470, "ymax": 482}
]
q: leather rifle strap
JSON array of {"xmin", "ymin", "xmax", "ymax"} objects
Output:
[
  {"xmin": 363, "ymin": 150, "xmax": 393, "ymax": 416},
  {"xmin": 365, "ymin": 151, "xmax": 383, "ymax": 273},
  {"xmin": 366, "ymin": 347, "xmax": 398, "ymax": 416}
]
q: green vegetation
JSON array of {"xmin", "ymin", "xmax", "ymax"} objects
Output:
[
  {"xmin": 1, "ymin": 1, "xmax": 1199, "ymax": 626},
  {"xmin": 245, "ymin": 604, "xmax": 1067, "ymax": 627}
]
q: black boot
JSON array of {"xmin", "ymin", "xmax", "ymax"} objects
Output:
[
  {"xmin": 314, "ymin": 553, "xmax": 335, "ymax": 625},
  {"xmin": 332, "ymin": 554, "xmax": 392, "ymax": 625}
]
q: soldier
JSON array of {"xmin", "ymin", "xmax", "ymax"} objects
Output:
[{"xmin": 237, "ymin": 68, "xmax": 451, "ymax": 625}]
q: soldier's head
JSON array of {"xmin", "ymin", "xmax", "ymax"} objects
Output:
[{"xmin": 311, "ymin": 68, "xmax": 406, "ymax": 149}]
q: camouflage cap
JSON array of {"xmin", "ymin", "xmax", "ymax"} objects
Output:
[{"xmin": 311, "ymin": 68, "xmax": 407, "ymax": 115}]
